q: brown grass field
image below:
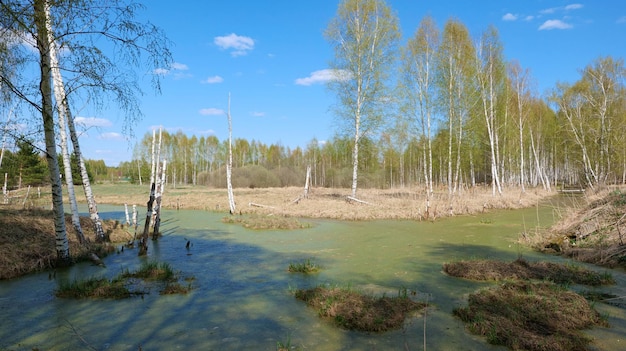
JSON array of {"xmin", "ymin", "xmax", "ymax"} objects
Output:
[{"xmin": 81, "ymin": 183, "xmax": 554, "ymax": 221}]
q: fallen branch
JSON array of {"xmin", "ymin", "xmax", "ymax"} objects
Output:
[
  {"xmin": 248, "ymin": 202, "xmax": 275, "ymax": 209},
  {"xmin": 346, "ymin": 196, "xmax": 373, "ymax": 205},
  {"xmin": 291, "ymin": 195, "xmax": 303, "ymax": 204}
]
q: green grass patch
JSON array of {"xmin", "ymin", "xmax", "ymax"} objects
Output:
[
  {"xmin": 56, "ymin": 276, "xmax": 132, "ymax": 299},
  {"xmin": 443, "ymin": 257, "xmax": 615, "ymax": 286},
  {"xmin": 294, "ymin": 286, "xmax": 426, "ymax": 332},
  {"xmin": 288, "ymin": 259, "xmax": 320, "ymax": 273},
  {"xmin": 454, "ymin": 281, "xmax": 607, "ymax": 351},
  {"xmin": 222, "ymin": 214, "xmax": 311, "ymax": 230},
  {"xmin": 121, "ymin": 261, "xmax": 176, "ymax": 281},
  {"xmin": 56, "ymin": 261, "xmax": 193, "ymax": 299}
]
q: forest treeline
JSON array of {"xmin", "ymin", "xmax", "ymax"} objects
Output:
[{"xmin": 118, "ymin": 55, "xmax": 626, "ymax": 192}]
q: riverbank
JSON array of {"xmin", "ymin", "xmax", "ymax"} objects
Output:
[{"xmin": 0, "ymin": 207, "xmax": 130, "ymax": 279}]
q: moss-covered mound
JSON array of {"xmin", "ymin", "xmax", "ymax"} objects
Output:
[
  {"xmin": 294, "ymin": 286, "xmax": 426, "ymax": 332},
  {"xmin": 454, "ymin": 281, "xmax": 607, "ymax": 351}
]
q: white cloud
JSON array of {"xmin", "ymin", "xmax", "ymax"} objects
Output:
[
  {"xmin": 153, "ymin": 62, "xmax": 190, "ymax": 78},
  {"xmin": 538, "ymin": 19, "xmax": 573, "ymax": 30},
  {"xmin": 618, "ymin": 16, "xmax": 626, "ymax": 24},
  {"xmin": 295, "ymin": 69, "xmax": 351, "ymax": 86},
  {"xmin": 99, "ymin": 132, "xmax": 123, "ymax": 140},
  {"xmin": 540, "ymin": 7, "xmax": 557, "ymax": 15},
  {"xmin": 214, "ymin": 33, "xmax": 254, "ymax": 57},
  {"xmin": 153, "ymin": 68, "xmax": 169, "ymax": 75},
  {"xmin": 565, "ymin": 4, "xmax": 583, "ymax": 11},
  {"xmin": 170, "ymin": 62, "xmax": 189, "ymax": 70},
  {"xmin": 75, "ymin": 117, "xmax": 112, "ymax": 128},
  {"xmin": 251, "ymin": 111, "xmax": 265, "ymax": 117},
  {"xmin": 502, "ymin": 13, "xmax": 518, "ymax": 21},
  {"xmin": 199, "ymin": 108, "xmax": 225, "ymax": 116},
  {"xmin": 524, "ymin": 15, "xmax": 535, "ymax": 21},
  {"xmin": 203, "ymin": 75, "xmax": 224, "ymax": 84}
]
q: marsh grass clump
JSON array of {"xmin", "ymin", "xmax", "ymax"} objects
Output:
[
  {"xmin": 56, "ymin": 276, "xmax": 131, "ymax": 299},
  {"xmin": 56, "ymin": 261, "xmax": 193, "ymax": 298},
  {"xmin": 122, "ymin": 261, "xmax": 176, "ymax": 281},
  {"xmin": 288, "ymin": 259, "xmax": 320, "ymax": 273},
  {"xmin": 222, "ymin": 213, "xmax": 311, "ymax": 230},
  {"xmin": 443, "ymin": 257, "xmax": 614, "ymax": 286},
  {"xmin": 294, "ymin": 286, "xmax": 426, "ymax": 332},
  {"xmin": 454, "ymin": 281, "xmax": 607, "ymax": 351}
]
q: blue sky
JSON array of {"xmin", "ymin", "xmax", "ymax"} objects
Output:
[{"xmin": 71, "ymin": 0, "xmax": 626, "ymax": 166}]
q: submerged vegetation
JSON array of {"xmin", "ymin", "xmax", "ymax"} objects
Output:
[
  {"xmin": 294, "ymin": 286, "xmax": 426, "ymax": 332},
  {"xmin": 55, "ymin": 261, "xmax": 192, "ymax": 299}
]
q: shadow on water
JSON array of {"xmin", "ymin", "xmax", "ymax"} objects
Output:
[{"xmin": 1, "ymin": 202, "xmax": 625, "ymax": 350}]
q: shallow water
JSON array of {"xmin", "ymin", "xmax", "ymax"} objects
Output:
[{"xmin": 1, "ymin": 198, "xmax": 625, "ymax": 351}]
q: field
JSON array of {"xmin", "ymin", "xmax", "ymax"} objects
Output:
[{"xmin": 77, "ymin": 183, "xmax": 554, "ymax": 221}]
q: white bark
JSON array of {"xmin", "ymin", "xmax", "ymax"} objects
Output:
[
  {"xmin": 226, "ymin": 93, "xmax": 236, "ymax": 214},
  {"xmin": 304, "ymin": 164, "xmax": 311, "ymax": 199},
  {"xmin": 46, "ymin": 4, "xmax": 85, "ymax": 243},
  {"xmin": 36, "ymin": 0, "xmax": 69, "ymax": 263}
]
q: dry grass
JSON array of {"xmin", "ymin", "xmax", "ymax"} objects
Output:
[
  {"xmin": 443, "ymin": 257, "xmax": 615, "ymax": 286},
  {"xmin": 221, "ymin": 213, "xmax": 312, "ymax": 230},
  {"xmin": 454, "ymin": 281, "xmax": 607, "ymax": 351},
  {"xmin": 86, "ymin": 183, "xmax": 554, "ymax": 221},
  {"xmin": 294, "ymin": 286, "xmax": 426, "ymax": 332},
  {"xmin": 523, "ymin": 186, "xmax": 626, "ymax": 267},
  {"xmin": 0, "ymin": 207, "xmax": 130, "ymax": 280}
]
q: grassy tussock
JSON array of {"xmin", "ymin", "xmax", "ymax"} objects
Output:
[
  {"xmin": 222, "ymin": 213, "xmax": 311, "ymax": 230},
  {"xmin": 443, "ymin": 258, "xmax": 614, "ymax": 286},
  {"xmin": 287, "ymin": 259, "xmax": 320, "ymax": 273},
  {"xmin": 294, "ymin": 286, "xmax": 426, "ymax": 332},
  {"xmin": 56, "ymin": 276, "xmax": 130, "ymax": 299},
  {"xmin": 121, "ymin": 261, "xmax": 176, "ymax": 281},
  {"xmin": 454, "ymin": 281, "xmax": 606, "ymax": 351},
  {"xmin": 55, "ymin": 261, "xmax": 192, "ymax": 298}
]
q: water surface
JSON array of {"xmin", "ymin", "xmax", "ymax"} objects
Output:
[{"xmin": 1, "ymin": 199, "xmax": 625, "ymax": 350}]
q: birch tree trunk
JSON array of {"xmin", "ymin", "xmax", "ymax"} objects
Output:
[
  {"xmin": 45, "ymin": 4, "xmax": 86, "ymax": 244},
  {"xmin": 35, "ymin": 0, "xmax": 70, "ymax": 264},
  {"xmin": 152, "ymin": 159, "xmax": 166, "ymax": 239},
  {"xmin": 303, "ymin": 164, "xmax": 311, "ymax": 199},
  {"xmin": 226, "ymin": 93, "xmax": 236, "ymax": 214}
]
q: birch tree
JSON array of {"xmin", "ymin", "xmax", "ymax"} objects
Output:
[
  {"xmin": 507, "ymin": 60, "xmax": 531, "ymax": 193},
  {"xmin": 45, "ymin": 1, "xmax": 85, "ymax": 244},
  {"xmin": 325, "ymin": 0, "xmax": 400, "ymax": 198},
  {"xmin": 401, "ymin": 15, "xmax": 438, "ymax": 213},
  {"xmin": 35, "ymin": 0, "xmax": 70, "ymax": 263},
  {"xmin": 476, "ymin": 26, "xmax": 505, "ymax": 196},
  {"xmin": 436, "ymin": 19, "xmax": 476, "ymax": 194},
  {"xmin": 226, "ymin": 93, "xmax": 236, "ymax": 214}
]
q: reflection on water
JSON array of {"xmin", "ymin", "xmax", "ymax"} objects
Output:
[{"xmin": 1, "ymin": 199, "xmax": 625, "ymax": 350}]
